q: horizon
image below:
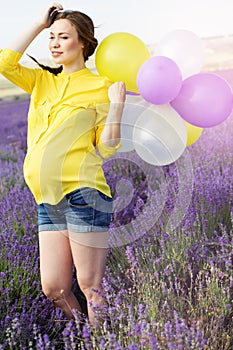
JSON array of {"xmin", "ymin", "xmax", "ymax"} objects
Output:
[
  {"xmin": 1, "ymin": 34, "xmax": 233, "ymax": 100},
  {"xmin": 6, "ymin": 34, "xmax": 233, "ymax": 69}
]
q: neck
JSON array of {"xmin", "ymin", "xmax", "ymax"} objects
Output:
[{"xmin": 62, "ymin": 61, "xmax": 86, "ymax": 74}]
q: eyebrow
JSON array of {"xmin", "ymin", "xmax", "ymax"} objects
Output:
[{"xmin": 50, "ymin": 31, "xmax": 70, "ymax": 35}]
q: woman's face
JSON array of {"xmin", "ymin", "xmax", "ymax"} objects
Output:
[{"xmin": 49, "ymin": 19, "xmax": 84, "ymax": 67}]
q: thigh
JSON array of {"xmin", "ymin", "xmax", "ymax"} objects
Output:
[
  {"xmin": 39, "ymin": 230, "xmax": 73, "ymax": 290},
  {"xmin": 69, "ymin": 233, "xmax": 108, "ymax": 287}
]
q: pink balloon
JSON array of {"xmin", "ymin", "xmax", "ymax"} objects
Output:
[
  {"xmin": 136, "ymin": 56, "xmax": 182, "ymax": 105},
  {"xmin": 171, "ymin": 73, "xmax": 233, "ymax": 127}
]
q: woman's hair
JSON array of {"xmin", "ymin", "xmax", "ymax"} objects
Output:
[{"xmin": 29, "ymin": 10, "xmax": 98, "ymax": 75}]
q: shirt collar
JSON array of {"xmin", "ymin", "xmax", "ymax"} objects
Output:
[{"xmin": 59, "ymin": 67, "xmax": 90, "ymax": 78}]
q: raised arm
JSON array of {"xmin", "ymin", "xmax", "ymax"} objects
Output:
[
  {"xmin": 100, "ymin": 81, "xmax": 126, "ymax": 147},
  {"xmin": 8, "ymin": 3, "xmax": 63, "ymax": 54}
]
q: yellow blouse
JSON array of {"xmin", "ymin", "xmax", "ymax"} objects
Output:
[{"xmin": 0, "ymin": 48, "xmax": 120, "ymax": 204}]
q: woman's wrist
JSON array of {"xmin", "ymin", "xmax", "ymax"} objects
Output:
[
  {"xmin": 108, "ymin": 102, "xmax": 125, "ymax": 121},
  {"xmin": 34, "ymin": 21, "xmax": 48, "ymax": 31}
]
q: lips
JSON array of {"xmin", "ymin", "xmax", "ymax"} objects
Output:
[{"xmin": 52, "ymin": 51, "xmax": 63, "ymax": 57}]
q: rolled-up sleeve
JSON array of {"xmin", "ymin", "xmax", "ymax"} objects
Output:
[
  {"xmin": 95, "ymin": 101, "xmax": 121, "ymax": 159},
  {"xmin": 97, "ymin": 139, "xmax": 122, "ymax": 158},
  {"xmin": 0, "ymin": 48, "xmax": 37, "ymax": 94}
]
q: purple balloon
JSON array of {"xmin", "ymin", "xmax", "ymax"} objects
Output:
[
  {"xmin": 126, "ymin": 91, "xmax": 140, "ymax": 96},
  {"xmin": 171, "ymin": 73, "xmax": 233, "ymax": 127},
  {"xmin": 136, "ymin": 55, "xmax": 182, "ymax": 105}
]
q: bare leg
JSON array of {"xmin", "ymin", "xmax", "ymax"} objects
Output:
[
  {"xmin": 69, "ymin": 231, "xmax": 109, "ymax": 325},
  {"xmin": 39, "ymin": 230, "xmax": 82, "ymax": 318}
]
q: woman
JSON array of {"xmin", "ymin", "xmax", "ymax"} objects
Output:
[{"xmin": 0, "ymin": 3, "xmax": 126, "ymax": 325}]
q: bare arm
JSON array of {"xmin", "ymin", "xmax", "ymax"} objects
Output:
[
  {"xmin": 8, "ymin": 3, "xmax": 63, "ymax": 53},
  {"xmin": 100, "ymin": 81, "xmax": 126, "ymax": 147}
]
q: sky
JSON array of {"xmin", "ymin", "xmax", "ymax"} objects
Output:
[{"xmin": 1, "ymin": 0, "xmax": 233, "ymax": 60}]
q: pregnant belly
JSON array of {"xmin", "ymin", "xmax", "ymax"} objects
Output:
[
  {"xmin": 23, "ymin": 143, "xmax": 103, "ymax": 204},
  {"xmin": 23, "ymin": 144, "xmax": 67, "ymax": 203}
]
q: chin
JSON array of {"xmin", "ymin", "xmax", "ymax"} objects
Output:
[
  {"xmin": 50, "ymin": 54, "xmax": 63, "ymax": 65},
  {"xmin": 52, "ymin": 58, "xmax": 63, "ymax": 65}
]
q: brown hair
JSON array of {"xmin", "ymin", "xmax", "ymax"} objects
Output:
[{"xmin": 29, "ymin": 10, "xmax": 98, "ymax": 75}]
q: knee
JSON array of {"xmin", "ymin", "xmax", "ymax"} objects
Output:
[
  {"xmin": 41, "ymin": 282, "xmax": 69, "ymax": 301},
  {"xmin": 79, "ymin": 282, "xmax": 102, "ymax": 301}
]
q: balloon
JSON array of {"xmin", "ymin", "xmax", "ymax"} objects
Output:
[
  {"xmin": 118, "ymin": 95, "xmax": 148, "ymax": 152},
  {"xmin": 171, "ymin": 73, "xmax": 233, "ymax": 127},
  {"xmin": 126, "ymin": 91, "xmax": 140, "ymax": 96},
  {"xmin": 185, "ymin": 121, "xmax": 203, "ymax": 146},
  {"xmin": 132, "ymin": 104, "xmax": 187, "ymax": 166},
  {"xmin": 95, "ymin": 32, "xmax": 151, "ymax": 93},
  {"xmin": 136, "ymin": 56, "xmax": 182, "ymax": 105},
  {"xmin": 157, "ymin": 29, "xmax": 204, "ymax": 78}
]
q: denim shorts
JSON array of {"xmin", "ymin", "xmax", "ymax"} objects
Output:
[{"xmin": 38, "ymin": 187, "xmax": 113, "ymax": 233}]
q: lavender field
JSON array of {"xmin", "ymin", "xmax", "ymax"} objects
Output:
[{"xmin": 0, "ymin": 69, "xmax": 233, "ymax": 350}]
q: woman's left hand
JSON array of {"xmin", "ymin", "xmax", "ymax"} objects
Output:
[{"xmin": 108, "ymin": 82, "xmax": 126, "ymax": 104}]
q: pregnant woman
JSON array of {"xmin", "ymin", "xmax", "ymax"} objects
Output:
[{"xmin": 0, "ymin": 2, "xmax": 126, "ymax": 325}]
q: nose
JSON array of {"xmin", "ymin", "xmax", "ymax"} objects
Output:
[{"xmin": 51, "ymin": 38, "xmax": 60, "ymax": 48}]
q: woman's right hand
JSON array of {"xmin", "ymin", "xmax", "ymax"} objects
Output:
[
  {"xmin": 7, "ymin": 3, "xmax": 63, "ymax": 53},
  {"xmin": 37, "ymin": 3, "xmax": 63, "ymax": 28}
]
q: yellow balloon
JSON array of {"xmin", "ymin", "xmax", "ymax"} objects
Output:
[
  {"xmin": 185, "ymin": 121, "xmax": 203, "ymax": 146},
  {"xmin": 95, "ymin": 32, "xmax": 151, "ymax": 93}
]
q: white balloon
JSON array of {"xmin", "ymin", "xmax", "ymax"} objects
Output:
[
  {"xmin": 157, "ymin": 29, "xmax": 204, "ymax": 79},
  {"xmin": 132, "ymin": 104, "xmax": 187, "ymax": 166},
  {"xmin": 118, "ymin": 94, "xmax": 149, "ymax": 152}
]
